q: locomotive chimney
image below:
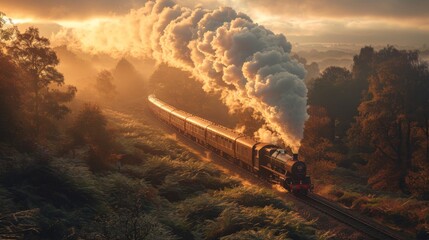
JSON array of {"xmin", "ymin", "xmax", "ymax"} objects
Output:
[{"xmin": 293, "ymin": 153, "xmax": 298, "ymax": 161}]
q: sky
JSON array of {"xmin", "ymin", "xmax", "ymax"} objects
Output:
[
  {"xmin": 1, "ymin": 0, "xmax": 427, "ymax": 148},
  {"xmin": 1, "ymin": 0, "xmax": 428, "ymax": 49}
]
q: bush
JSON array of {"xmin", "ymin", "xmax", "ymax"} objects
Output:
[
  {"xmin": 96, "ymin": 173, "xmax": 160, "ymax": 211},
  {"xmin": 139, "ymin": 157, "xmax": 180, "ymax": 185},
  {"xmin": 307, "ymin": 160, "xmax": 336, "ymax": 183},
  {"xmin": 102, "ymin": 214, "xmax": 175, "ymax": 240},
  {"xmin": 406, "ymin": 165, "xmax": 429, "ymax": 200},
  {"xmin": 69, "ymin": 103, "xmax": 118, "ymax": 171}
]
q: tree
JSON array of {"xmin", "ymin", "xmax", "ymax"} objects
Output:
[
  {"xmin": 112, "ymin": 58, "xmax": 146, "ymax": 100},
  {"xmin": 300, "ymin": 106, "xmax": 334, "ymax": 163},
  {"xmin": 352, "ymin": 46, "xmax": 374, "ymax": 89},
  {"xmin": 0, "ymin": 54, "xmax": 24, "ymax": 142},
  {"xmin": 0, "ymin": 12, "xmax": 17, "ymax": 53},
  {"xmin": 0, "ymin": 12, "xmax": 7, "ymax": 51},
  {"xmin": 7, "ymin": 27, "xmax": 76, "ymax": 138},
  {"xmin": 69, "ymin": 104, "xmax": 116, "ymax": 171},
  {"xmin": 352, "ymin": 46, "xmax": 429, "ymax": 192},
  {"xmin": 96, "ymin": 70, "xmax": 117, "ymax": 99},
  {"xmin": 308, "ymin": 66, "xmax": 358, "ymax": 140}
]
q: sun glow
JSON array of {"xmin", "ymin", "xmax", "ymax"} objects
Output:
[
  {"xmin": 56, "ymin": 17, "xmax": 116, "ymax": 28},
  {"xmin": 7, "ymin": 17, "xmax": 35, "ymax": 25}
]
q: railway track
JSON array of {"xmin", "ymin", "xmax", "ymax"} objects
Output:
[
  {"xmin": 175, "ymin": 127, "xmax": 410, "ymax": 239},
  {"xmin": 178, "ymin": 131, "xmax": 410, "ymax": 239},
  {"xmin": 136, "ymin": 102, "xmax": 411, "ymax": 240},
  {"xmin": 293, "ymin": 193, "xmax": 408, "ymax": 240}
]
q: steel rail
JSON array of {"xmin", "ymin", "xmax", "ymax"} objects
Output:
[
  {"xmin": 148, "ymin": 103, "xmax": 410, "ymax": 240},
  {"xmin": 294, "ymin": 193, "xmax": 408, "ymax": 240}
]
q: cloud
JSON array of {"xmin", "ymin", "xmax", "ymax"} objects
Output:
[
  {"xmin": 52, "ymin": 0, "xmax": 308, "ymax": 150},
  {"xmin": 0, "ymin": 0, "xmax": 146, "ymax": 20},
  {"xmin": 2, "ymin": 0, "xmax": 427, "ymax": 47},
  {"xmin": 242, "ymin": 0, "xmax": 429, "ymax": 20},
  {"xmin": 259, "ymin": 17, "xmax": 429, "ymax": 46}
]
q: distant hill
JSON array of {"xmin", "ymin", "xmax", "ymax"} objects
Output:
[{"xmin": 294, "ymin": 49, "xmax": 356, "ymax": 70}]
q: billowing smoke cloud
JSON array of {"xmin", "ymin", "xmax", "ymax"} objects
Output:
[{"xmin": 53, "ymin": 0, "xmax": 308, "ymax": 150}]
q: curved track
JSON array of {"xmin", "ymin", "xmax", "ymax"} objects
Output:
[
  {"xmin": 140, "ymin": 101, "xmax": 410, "ymax": 240},
  {"xmin": 293, "ymin": 193, "xmax": 408, "ymax": 240},
  {"xmin": 178, "ymin": 126, "xmax": 409, "ymax": 239},
  {"xmin": 177, "ymin": 125, "xmax": 409, "ymax": 239}
]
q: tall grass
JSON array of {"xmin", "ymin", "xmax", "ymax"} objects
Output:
[
  {"xmin": 203, "ymin": 205, "xmax": 317, "ymax": 240},
  {"xmin": 213, "ymin": 186, "xmax": 290, "ymax": 209},
  {"xmin": 0, "ymin": 107, "xmax": 330, "ymax": 239}
]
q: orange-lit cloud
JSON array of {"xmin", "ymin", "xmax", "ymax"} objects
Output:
[
  {"xmin": 215, "ymin": 0, "xmax": 429, "ymax": 46},
  {"xmin": 240, "ymin": 0, "xmax": 429, "ymax": 19},
  {"xmin": 2, "ymin": 0, "xmax": 428, "ymax": 47},
  {"xmin": 0, "ymin": 0, "xmax": 145, "ymax": 20},
  {"xmin": 51, "ymin": 0, "xmax": 308, "ymax": 150}
]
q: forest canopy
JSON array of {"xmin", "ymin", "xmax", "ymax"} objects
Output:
[{"xmin": 302, "ymin": 46, "xmax": 429, "ymax": 197}]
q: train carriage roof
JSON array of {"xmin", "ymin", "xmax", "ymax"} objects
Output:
[
  {"xmin": 158, "ymin": 103, "xmax": 176, "ymax": 113},
  {"xmin": 170, "ymin": 109, "xmax": 192, "ymax": 119},
  {"xmin": 236, "ymin": 136, "xmax": 258, "ymax": 148},
  {"xmin": 186, "ymin": 116, "xmax": 213, "ymax": 128},
  {"xmin": 148, "ymin": 95, "xmax": 163, "ymax": 106},
  {"xmin": 149, "ymin": 96, "xmax": 176, "ymax": 113},
  {"xmin": 207, "ymin": 124, "xmax": 242, "ymax": 140}
]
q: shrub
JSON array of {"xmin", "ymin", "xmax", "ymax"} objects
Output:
[
  {"xmin": 96, "ymin": 173, "xmax": 160, "ymax": 211},
  {"xmin": 139, "ymin": 157, "xmax": 180, "ymax": 185},
  {"xmin": 406, "ymin": 165, "xmax": 429, "ymax": 200},
  {"xmin": 69, "ymin": 103, "xmax": 118, "ymax": 171},
  {"xmin": 102, "ymin": 214, "xmax": 175, "ymax": 240}
]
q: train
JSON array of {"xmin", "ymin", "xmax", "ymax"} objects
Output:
[{"xmin": 148, "ymin": 95, "xmax": 312, "ymax": 194}]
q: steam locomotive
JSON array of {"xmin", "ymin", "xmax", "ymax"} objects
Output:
[{"xmin": 148, "ymin": 95, "xmax": 312, "ymax": 194}]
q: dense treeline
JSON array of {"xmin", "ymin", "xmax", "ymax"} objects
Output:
[
  {"xmin": 0, "ymin": 14, "xmax": 117, "ymax": 238},
  {"xmin": 0, "ymin": 14, "xmax": 76, "ymax": 147},
  {"xmin": 301, "ymin": 45, "xmax": 429, "ymax": 197}
]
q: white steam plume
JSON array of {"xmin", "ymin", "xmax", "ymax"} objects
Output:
[{"xmin": 53, "ymin": 0, "xmax": 308, "ymax": 150}]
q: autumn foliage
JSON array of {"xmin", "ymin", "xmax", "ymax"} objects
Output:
[
  {"xmin": 1, "ymin": 20, "xmax": 76, "ymax": 144},
  {"xmin": 302, "ymin": 46, "xmax": 429, "ymax": 197}
]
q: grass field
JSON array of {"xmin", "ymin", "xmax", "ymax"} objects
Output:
[{"xmin": 0, "ymin": 106, "xmax": 331, "ymax": 239}]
